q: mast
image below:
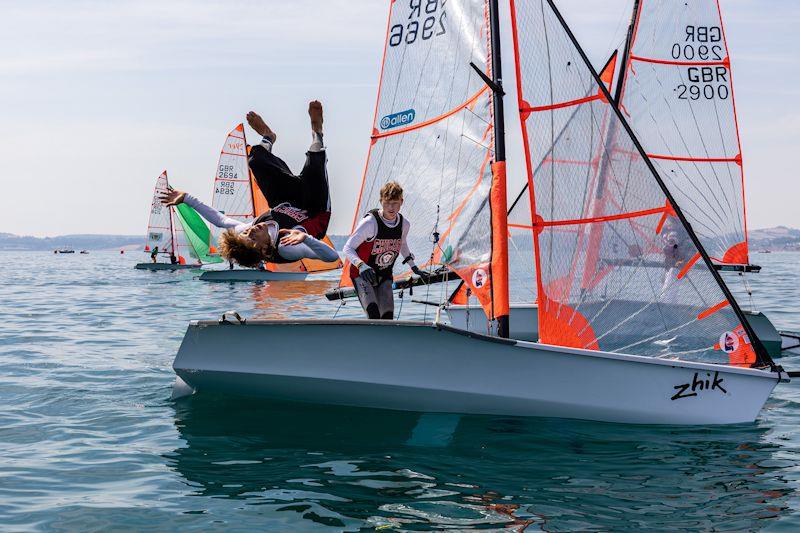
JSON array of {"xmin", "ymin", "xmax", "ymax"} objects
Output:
[
  {"xmin": 488, "ymin": 0, "xmax": 510, "ymax": 338},
  {"xmin": 614, "ymin": 0, "xmax": 640, "ymax": 104},
  {"xmin": 543, "ymin": 0, "xmax": 774, "ymax": 369}
]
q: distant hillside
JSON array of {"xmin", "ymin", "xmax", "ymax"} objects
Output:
[
  {"xmin": 748, "ymin": 226, "xmax": 800, "ymax": 251},
  {"xmin": 0, "ymin": 233, "xmax": 142, "ymax": 251},
  {"xmin": 3, "ymin": 227, "xmax": 796, "ymax": 253}
]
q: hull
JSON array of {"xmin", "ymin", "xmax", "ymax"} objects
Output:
[
  {"xmin": 198, "ymin": 269, "xmax": 308, "ymax": 282},
  {"xmin": 134, "ymin": 262, "xmax": 198, "ymax": 271},
  {"xmin": 173, "ymin": 320, "xmax": 784, "ymax": 425},
  {"xmin": 446, "ymin": 304, "xmax": 538, "ymax": 341}
]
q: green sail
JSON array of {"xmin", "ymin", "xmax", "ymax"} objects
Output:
[{"xmin": 175, "ymin": 203, "xmax": 223, "ymax": 264}]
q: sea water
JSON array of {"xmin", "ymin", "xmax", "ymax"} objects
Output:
[{"xmin": 1, "ymin": 250, "xmax": 799, "ymax": 531}]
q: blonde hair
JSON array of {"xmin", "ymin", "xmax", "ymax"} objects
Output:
[
  {"xmin": 219, "ymin": 230, "xmax": 273, "ymax": 268},
  {"xmin": 380, "ymin": 181, "xmax": 404, "ymax": 202}
]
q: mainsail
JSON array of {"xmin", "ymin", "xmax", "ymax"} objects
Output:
[
  {"xmin": 144, "ymin": 170, "xmax": 175, "ymax": 257},
  {"xmin": 617, "ymin": 0, "xmax": 750, "ymax": 266},
  {"xmin": 340, "ymin": 0, "xmax": 508, "ymax": 322},
  {"xmin": 211, "ymin": 124, "xmax": 341, "ymax": 273},
  {"xmin": 509, "ymin": 0, "xmax": 772, "ymax": 367}
]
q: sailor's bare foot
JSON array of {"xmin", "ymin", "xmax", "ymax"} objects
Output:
[
  {"xmin": 308, "ymin": 100, "xmax": 323, "ymax": 134},
  {"xmin": 246, "ymin": 111, "xmax": 276, "ymax": 143}
]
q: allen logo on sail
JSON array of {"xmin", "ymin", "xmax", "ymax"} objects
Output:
[{"xmin": 380, "ymin": 109, "xmax": 416, "ymax": 130}]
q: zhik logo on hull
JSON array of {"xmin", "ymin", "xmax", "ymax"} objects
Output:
[{"xmin": 380, "ymin": 109, "xmax": 416, "ymax": 130}]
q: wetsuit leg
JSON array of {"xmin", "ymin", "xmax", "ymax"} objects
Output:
[
  {"xmin": 375, "ymin": 278, "xmax": 395, "ymax": 320},
  {"xmin": 354, "ymin": 276, "xmax": 381, "ymax": 319},
  {"xmin": 248, "ymin": 144, "xmax": 302, "ymax": 207},
  {"xmin": 297, "ymin": 151, "xmax": 331, "ymax": 216}
]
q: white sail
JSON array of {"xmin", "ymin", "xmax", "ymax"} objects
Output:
[
  {"xmin": 144, "ymin": 171, "xmax": 174, "ymax": 256},
  {"xmin": 618, "ymin": 0, "xmax": 749, "ymax": 265},
  {"xmin": 211, "ymin": 124, "xmax": 254, "ymax": 245},
  {"xmin": 340, "ymin": 0, "xmax": 508, "ymax": 318}
]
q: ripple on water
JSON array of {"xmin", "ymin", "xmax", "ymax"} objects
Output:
[{"xmin": 0, "ymin": 251, "xmax": 799, "ymax": 530}]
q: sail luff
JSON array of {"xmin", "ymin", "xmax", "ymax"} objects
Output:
[
  {"xmin": 487, "ymin": 0, "xmax": 510, "ymax": 335},
  {"xmin": 538, "ymin": 0, "xmax": 772, "ymax": 368}
]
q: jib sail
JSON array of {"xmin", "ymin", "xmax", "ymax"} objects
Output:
[
  {"xmin": 509, "ymin": 0, "xmax": 772, "ymax": 368},
  {"xmin": 340, "ymin": 0, "xmax": 509, "ymax": 321},
  {"xmin": 617, "ymin": 0, "xmax": 750, "ymax": 266}
]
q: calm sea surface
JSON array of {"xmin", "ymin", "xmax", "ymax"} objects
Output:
[{"xmin": 1, "ymin": 250, "xmax": 800, "ymax": 531}]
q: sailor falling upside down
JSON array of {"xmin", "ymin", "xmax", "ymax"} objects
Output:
[{"xmin": 159, "ymin": 101, "xmax": 339, "ymax": 267}]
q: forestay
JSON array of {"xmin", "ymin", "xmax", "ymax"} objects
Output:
[
  {"xmin": 618, "ymin": 0, "xmax": 749, "ymax": 265},
  {"xmin": 509, "ymin": 0, "xmax": 771, "ymax": 367},
  {"xmin": 341, "ymin": 0, "xmax": 508, "ymax": 319},
  {"xmin": 144, "ymin": 171, "xmax": 175, "ymax": 257}
]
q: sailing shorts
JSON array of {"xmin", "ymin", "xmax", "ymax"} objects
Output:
[{"xmin": 353, "ymin": 276, "xmax": 394, "ymax": 320}]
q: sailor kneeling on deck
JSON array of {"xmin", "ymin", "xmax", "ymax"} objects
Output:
[{"xmin": 344, "ymin": 181, "xmax": 428, "ymax": 319}]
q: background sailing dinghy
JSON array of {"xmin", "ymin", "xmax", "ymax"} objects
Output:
[
  {"xmin": 198, "ymin": 124, "xmax": 341, "ymax": 282},
  {"xmin": 172, "ymin": 0, "xmax": 790, "ymax": 425},
  {"xmin": 136, "ymin": 171, "xmax": 222, "ymax": 271}
]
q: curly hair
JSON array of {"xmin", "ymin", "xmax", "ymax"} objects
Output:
[
  {"xmin": 219, "ymin": 230, "xmax": 272, "ymax": 268},
  {"xmin": 379, "ymin": 181, "xmax": 404, "ymax": 202}
]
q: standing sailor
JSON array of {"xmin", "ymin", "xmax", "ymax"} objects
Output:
[
  {"xmin": 343, "ymin": 182, "xmax": 427, "ymax": 319},
  {"xmin": 150, "ymin": 246, "xmax": 159, "ymax": 264}
]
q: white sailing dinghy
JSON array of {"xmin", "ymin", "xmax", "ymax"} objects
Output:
[
  {"xmin": 172, "ymin": 0, "xmax": 789, "ymax": 425},
  {"xmin": 137, "ymin": 171, "xmax": 196, "ymax": 271},
  {"xmin": 199, "ymin": 124, "xmax": 341, "ymax": 282}
]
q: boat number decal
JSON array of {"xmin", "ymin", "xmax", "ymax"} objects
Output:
[
  {"xmin": 472, "ymin": 268, "xmax": 487, "ymax": 289},
  {"xmin": 719, "ymin": 331, "xmax": 739, "ymax": 354},
  {"xmin": 671, "ymin": 25, "xmax": 730, "ymax": 101},
  {"xmin": 217, "ymin": 164, "xmax": 240, "ymax": 180},
  {"xmin": 389, "ymin": 0, "xmax": 447, "ymax": 48},
  {"xmin": 215, "ymin": 180, "xmax": 237, "ymax": 195},
  {"xmin": 380, "ymin": 109, "xmax": 416, "ymax": 130},
  {"xmin": 671, "ymin": 371, "xmax": 727, "ymax": 401}
]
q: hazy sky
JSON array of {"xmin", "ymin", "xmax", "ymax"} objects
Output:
[{"xmin": 1, "ymin": 0, "xmax": 797, "ymax": 237}]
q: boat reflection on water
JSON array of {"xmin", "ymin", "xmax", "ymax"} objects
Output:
[
  {"xmin": 249, "ymin": 280, "xmax": 337, "ymax": 320},
  {"xmin": 167, "ymin": 396, "xmax": 792, "ymax": 530}
]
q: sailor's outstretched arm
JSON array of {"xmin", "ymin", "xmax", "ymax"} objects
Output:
[
  {"xmin": 161, "ymin": 189, "xmax": 248, "ymax": 232},
  {"xmin": 278, "ymin": 230, "xmax": 340, "ymax": 263}
]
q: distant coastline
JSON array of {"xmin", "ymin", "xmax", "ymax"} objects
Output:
[{"xmin": 1, "ymin": 227, "xmax": 798, "ymax": 252}]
